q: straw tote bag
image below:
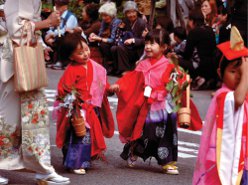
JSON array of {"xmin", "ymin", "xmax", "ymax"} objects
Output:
[{"xmin": 14, "ymin": 22, "xmax": 48, "ymax": 92}]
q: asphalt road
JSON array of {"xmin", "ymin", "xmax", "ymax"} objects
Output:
[{"xmin": 0, "ymin": 68, "xmax": 213, "ymax": 185}]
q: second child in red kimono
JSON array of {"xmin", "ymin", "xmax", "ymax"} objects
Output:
[
  {"xmin": 110, "ymin": 29, "xmax": 202, "ymax": 175},
  {"xmin": 55, "ymin": 33, "xmax": 114, "ymax": 175}
]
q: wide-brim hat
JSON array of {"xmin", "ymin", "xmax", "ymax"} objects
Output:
[{"xmin": 217, "ymin": 26, "xmax": 248, "ymax": 60}]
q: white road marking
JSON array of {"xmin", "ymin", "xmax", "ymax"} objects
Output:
[
  {"xmin": 178, "ymin": 146, "xmax": 198, "ymax": 154},
  {"xmin": 178, "ymin": 141, "xmax": 199, "ymax": 148},
  {"xmin": 45, "ymin": 94, "xmax": 56, "ymax": 98},
  {"xmin": 47, "ymin": 98, "xmax": 55, "ymax": 102},
  {"xmin": 44, "ymin": 89, "xmax": 57, "ymax": 93},
  {"xmin": 178, "ymin": 128, "xmax": 202, "ymax": 136},
  {"xmin": 178, "ymin": 152, "xmax": 197, "ymax": 158}
]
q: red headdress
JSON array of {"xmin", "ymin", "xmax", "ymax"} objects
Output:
[{"xmin": 217, "ymin": 26, "xmax": 248, "ymax": 60}]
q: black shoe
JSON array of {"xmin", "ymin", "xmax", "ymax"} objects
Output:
[{"xmin": 120, "ymin": 143, "xmax": 131, "ymax": 160}]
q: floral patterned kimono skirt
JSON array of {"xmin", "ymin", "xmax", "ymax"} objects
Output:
[
  {"xmin": 121, "ymin": 108, "xmax": 178, "ymax": 166},
  {"xmin": 0, "ymin": 78, "xmax": 54, "ymax": 174},
  {"xmin": 62, "ymin": 107, "xmax": 102, "ymax": 170}
]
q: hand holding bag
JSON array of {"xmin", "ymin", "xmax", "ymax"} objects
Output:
[{"xmin": 14, "ymin": 22, "xmax": 48, "ymax": 92}]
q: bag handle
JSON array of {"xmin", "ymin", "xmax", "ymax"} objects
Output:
[{"xmin": 19, "ymin": 21, "xmax": 36, "ymax": 46}]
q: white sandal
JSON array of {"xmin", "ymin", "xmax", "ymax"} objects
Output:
[
  {"xmin": 0, "ymin": 176, "xmax": 8, "ymax": 185},
  {"xmin": 36, "ymin": 172, "xmax": 70, "ymax": 185},
  {"xmin": 73, "ymin": 169, "xmax": 86, "ymax": 175}
]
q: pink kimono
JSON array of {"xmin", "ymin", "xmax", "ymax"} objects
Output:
[{"xmin": 193, "ymin": 85, "xmax": 247, "ymax": 185}]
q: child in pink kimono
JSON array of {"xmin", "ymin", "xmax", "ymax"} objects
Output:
[{"xmin": 193, "ymin": 26, "xmax": 248, "ymax": 185}]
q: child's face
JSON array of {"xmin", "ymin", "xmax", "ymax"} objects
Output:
[
  {"xmin": 144, "ymin": 41, "xmax": 165, "ymax": 59},
  {"xmin": 70, "ymin": 42, "xmax": 90, "ymax": 64},
  {"xmin": 222, "ymin": 61, "xmax": 241, "ymax": 90}
]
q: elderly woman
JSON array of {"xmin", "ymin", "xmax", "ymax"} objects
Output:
[
  {"xmin": 111, "ymin": 1, "xmax": 147, "ymax": 76},
  {"xmin": 89, "ymin": 2, "xmax": 121, "ymax": 73}
]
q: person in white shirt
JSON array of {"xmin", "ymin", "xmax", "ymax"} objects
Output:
[{"xmin": 45, "ymin": 0, "xmax": 78, "ymax": 70}]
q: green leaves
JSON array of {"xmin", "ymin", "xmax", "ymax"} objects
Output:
[{"xmin": 164, "ymin": 62, "xmax": 189, "ymax": 113}]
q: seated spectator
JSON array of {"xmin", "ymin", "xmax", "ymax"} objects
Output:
[
  {"xmin": 200, "ymin": 0, "xmax": 218, "ymax": 27},
  {"xmin": 45, "ymin": 0, "xmax": 78, "ymax": 70},
  {"xmin": 67, "ymin": 3, "xmax": 102, "ymax": 64},
  {"xmin": 110, "ymin": 1, "xmax": 146, "ymax": 76},
  {"xmin": 218, "ymin": 5, "xmax": 231, "ymax": 44},
  {"xmin": 182, "ymin": 9, "xmax": 217, "ymax": 90},
  {"xmin": 211, "ymin": 5, "xmax": 229, "ymax": 44},
  {"xmin": 88, "ymin": 2, "xmax": 121, "ymax": 73},
  {"xmin": 173, "ymin": 26, "xmax": 187, "ymax": 58}
]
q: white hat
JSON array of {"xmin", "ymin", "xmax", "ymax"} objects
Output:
[
  {"xmin": 99, "ymin": 2, "xmax": 117, "ymax": 17},
  {"xmin": 123, "ymin": 1, "xmax": 138, "ymax": 14}
]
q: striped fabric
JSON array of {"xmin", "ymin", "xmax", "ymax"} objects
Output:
[{"xmin": 14, "ymin": 43, "xmax": 48, "ymax": 92}]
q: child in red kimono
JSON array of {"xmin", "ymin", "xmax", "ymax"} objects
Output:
[
  {"xmin": 110, "ymin": 29, "xmax": 202, "ymax": 175},
  {"xmin": 193, "ymin": 26, "xmax": 248, "ymax": 185},
  {"xmin": 55, "ymin": 33, "xmax": 114, "ymax": 175}
]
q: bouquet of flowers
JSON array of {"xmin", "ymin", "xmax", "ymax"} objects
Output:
[
  {"xmin": 162, "ymin": 54, "xmax": 189, "ymax": 112},
  {"xmin": 56, "ymin": 87, "xmax": 86, "ymax": 137}
]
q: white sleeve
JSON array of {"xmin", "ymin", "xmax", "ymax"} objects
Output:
[{"xmin": 4, "ymin": 0, "xmax": 40, "ymax": 44}]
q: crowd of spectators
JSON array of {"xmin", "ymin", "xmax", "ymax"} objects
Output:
[{"xmin": 42, "ymin": 0, "xmax": 247, "ymax": 90}]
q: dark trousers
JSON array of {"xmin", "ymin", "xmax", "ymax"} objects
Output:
[
  {"xmin": 99, "ymin": 42, "xmax": 113, "ymax": 71},
  {"xmin": 111, "ymin": 45, "xmax": 139, "ymax": 73}
]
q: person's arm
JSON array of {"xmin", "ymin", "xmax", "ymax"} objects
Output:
[
  {"xmin": 53, "ymin": 14, "xmax": 78, "ymax": 36},
  {"xmin": 132, "ymin": 19, "xmax": 146, "ymax": 46},
  {"xmin": 106, "ymin": 18, "xmax": 121, "ymax": 43},
  {"xmin": 234, "ymin": 57, "xmax": 248, "ymax": 109},
  {"xmin": 34, "ymin": 12, "xmax": 60, "ymax": 31},
  {"xmin": 5, "ymin": 0, "xmax": 60, "ymax": 44},
  {"xmin": 84, "ymin": 21, "xmax": 101, "ymax": 37}
]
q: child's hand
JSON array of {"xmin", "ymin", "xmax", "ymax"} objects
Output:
[
  {"xmin": 44, "ymin": 46, "xmax": 53, "ymax": 61},
  {"xmin": 109, "ymin": 84, "xmax": 120, "ymax": 93}
]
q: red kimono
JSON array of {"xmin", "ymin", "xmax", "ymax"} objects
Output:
[{"xmin": 56, "ymin": 60, "xmax": 114, "ymax": 157}]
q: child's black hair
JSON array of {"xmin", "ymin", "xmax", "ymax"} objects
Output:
[
  {"xmin": 145, "ymin": 29, "xmax": 170, "ymax": 46},
  {"xmin": 219, "ymin": 56, "xmax": 242, "ymax": 79},
  {"xmin": 59, "ymin": 33, "xmax": 87, "ymax": 61},
  {"xmin": 173, "ymin": 26, "xmax": 187, "ymax": 41}
]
